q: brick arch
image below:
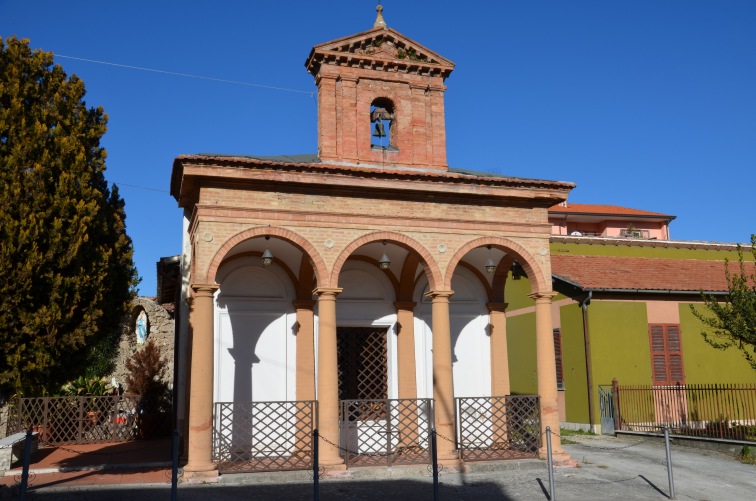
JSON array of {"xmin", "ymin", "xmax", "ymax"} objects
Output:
[
  {"xmin": 206, "ymin": 226, "xmax": 328, "ymax": 288},
  {"xmin": 331, "ymin": 231, "xmax": 442, "ymax": 290},
  {"xmin": 443, "ymin": 237, "xmax": 549, "ymax": 293}
]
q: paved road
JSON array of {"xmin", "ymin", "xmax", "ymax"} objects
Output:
[{"xmin": 17, "ymin": 434, "xmax": 756, "ymax": 500}]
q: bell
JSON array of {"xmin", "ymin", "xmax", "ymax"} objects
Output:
[{"xmin": 372, "ymin": 120, "xmax": 386, "ymax": 138}]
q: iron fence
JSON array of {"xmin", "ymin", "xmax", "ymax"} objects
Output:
[
  {"xmin": 615, "ymin": 383, "xmax": 756, "ymax": 442},
  {"xmin": 340, "ymin": 398, "xmax": 433, "ymax": 467},
  {"xmin": 456, "ymin": 395, "xmax": 541, "ymax": 461},
  {"xmin": 213, "ymin": 400, "xmax": 317, "ymax": 473},
  {"xmin": 9, "ymin": 395, "xmax": 142, "ymax": 445}
]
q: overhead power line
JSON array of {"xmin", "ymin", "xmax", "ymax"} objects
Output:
[
  {"xmin": 55, "ymin": 54, "xmax": 315, "ymax": 96},
  {"xmin": 113, "ymin": 182, "xmax": 169, "ymax": 193}
]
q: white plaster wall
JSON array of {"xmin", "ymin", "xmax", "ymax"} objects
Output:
[
  {"xmin": 414, "ymin": 269, "xmax": 491, "ymax": 400},
  {"xmin": 213, "ymin": 262, "xmax": 296, "ymax": 403}
]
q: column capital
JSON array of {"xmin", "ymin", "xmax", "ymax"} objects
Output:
[
  {"xmin": 394, "ymin": 301, "xmax": 417, "ymax": 311},
  {"xmin": 487, "ymin": 302, "xmax": 509, "ymax": 313},
  {"xmin": 190, "ymin": 283, "xmax": 219, "ymax": 297},
  {"xmin": 313, "ymin": 287, "xmax": 343, "ymax": 299},
  {"xmin": 528, "ymin": 291, "xmax": 557, "ymax": 302},
  {"xmin": 424, "ymin": 290, "xmax": 454, "ymax": 300},
  {"xmin": 293, "ymin": 299, "xmax": 316, "ymax": 310}
]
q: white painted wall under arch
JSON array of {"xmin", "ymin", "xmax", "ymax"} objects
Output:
[
  {"xmin": 214, "ymin": 260, "xmax": 296, "ymax": 404},
  {"xmin": 414, "ymin": 267, "xmax": 492, "ymax": 400}
]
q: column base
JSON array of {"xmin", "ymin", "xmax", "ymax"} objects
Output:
[
  {"xmin": 319, "ymin": 457, "xmax": 346, "ymax": 467},
  {"xmin": 321, "ymin": 463, "xmax": 349, "ymax": 478},
  {"xmin": 182, "ymin": 464, "xmax": 219, "ymax": 483},
  {"xmin": 539, "ymin": 449, "xmax": 578, "ymax": 467}
]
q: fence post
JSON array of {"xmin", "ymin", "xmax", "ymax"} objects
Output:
[
  {"xmin": 16, "ymin": 397, "xmax": 23, "ymax": 434},
  {"xmin": 313, "ymin": 428, "xmax": 319, "ymax": 501},
  {"xmin": 171, "ymin": 428, "xmax": 179, "ymax": 501},
  {"xmin": 546, "ymin": 426, "xmax": 556, "ymax": 501},
  {"xmin": 19, "ymin": 428, "xmax": 33, "ymax": 500},
  {"xmin": 664, "ymin": 426, "xmax": 676, "ymax": 500},
  {"xmin": 612, "ymin": 378, "xmax": 621, "ymax": 433}
]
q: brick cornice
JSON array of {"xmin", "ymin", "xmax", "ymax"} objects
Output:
[{"xmin": 172, "ymin": 157, "xmax": 572, "ymax": 209}]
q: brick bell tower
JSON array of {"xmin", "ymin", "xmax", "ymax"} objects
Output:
[{"xmin": 305, "ymin": 5, "xmax": 455, "ymax": 171}]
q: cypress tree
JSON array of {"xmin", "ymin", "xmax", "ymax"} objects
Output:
[{"xmin": 0, "ymin": 36, "xmax": 138, "ymax": 397}]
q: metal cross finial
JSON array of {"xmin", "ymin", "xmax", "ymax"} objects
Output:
[{"xmin": 374, "ymin": 3, "xmax": 387, "ymax": 29}]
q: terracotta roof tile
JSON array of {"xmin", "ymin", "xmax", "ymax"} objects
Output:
[
  {"xmin": 551, "ymin": 254, "xmax": 754, "ymax": 292},
  {"xmin": 549, "ymin": 203, "xmax": 674, "ymax": 219},
  {"xmin": 175, "ymin": 154, "xmax": 575, "ymax": 190}
]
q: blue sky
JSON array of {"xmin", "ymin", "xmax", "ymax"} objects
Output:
[{"xmin": 2, "ymin": 1, "xmax": 755, "ymax": 296}]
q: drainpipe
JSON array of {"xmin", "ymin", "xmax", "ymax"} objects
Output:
[{"xmin": 578, "ymin": 292, "xmax": 595, "ymax": 432}]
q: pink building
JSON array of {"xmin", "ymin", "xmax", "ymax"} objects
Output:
[{"xmin": 549, "ymin": 202, "xmax": 675, "ymax": 240}]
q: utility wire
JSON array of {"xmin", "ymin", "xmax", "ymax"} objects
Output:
[
  {"xmin": 55, "ymin": 54, "xmax": 316, "ymax": 96},
  {"xmin": 112, "ymin": 182, "xmax": 169, "ymax": 193}
]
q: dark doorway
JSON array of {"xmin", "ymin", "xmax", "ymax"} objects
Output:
[{"xmin": 336, "ymin": 327, "xmax": 389, "ymax": 402}]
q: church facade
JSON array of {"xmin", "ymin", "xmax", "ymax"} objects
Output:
[{"xmin": 171, "ymin": 7, "xmax": 574, "ymax": 477}]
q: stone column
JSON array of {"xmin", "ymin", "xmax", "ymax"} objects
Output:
[
  {"xmin": 395, "ymin": 301, "xmax": 418, "ymax": 400},
  {"xmin": 488, "ymin": 302, "xmax": 510, "ymax": 446},
  {"xmin": 293, "ymin": 299, "xmax": 316, "ymax": 452},
  {"xmin": 488, "ymin": 302, "xmax": 510, "ymax": 397},
  {"xmin": 184, "ymin": 284, "xmax": 219, "ymax": 478},
  {"xmin": 427, "ymin": 290, "xmax": 458, "ymax": 462},
  {"xmin": 395, "ymin": 301, "xmax": 419, "ymax": 447},
  {"xmin": 314, "ymin": 288, "xmax": 345, "ymax": 468},
  {"xmin": 529, "ymin": 291, "xmax": 568, "ymax": 460},
  {"xmin": 294, "ymin": 300, "xmax": 316, "ymax": 401}
]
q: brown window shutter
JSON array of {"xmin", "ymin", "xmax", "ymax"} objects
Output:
[
  {"xmin": 648, "ymin": 324, "xmax": 685, "ymax": 385},
  {"xmin": 553, "ymin": 328, "xmax": 564, "ymax": 389},
  {"xmin": 652, "ymin": 354, "xmax": 668, "ymax": 384},
  {"xmin": 666, "ymin": 325, "xmax": 685, "ymax": 383}
]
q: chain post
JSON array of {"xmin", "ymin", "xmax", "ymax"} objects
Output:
[
  {"xmin": 664, "ymin": 426, "xmax": 676, "ymax": 500},
  {"xmin": 431, "ymin": 427, "xmax": 439, "ymax": 501},
  {"xmin": 313, "ymin": 428, "xmax": 320, "ymax": 501},
  {"xmin": 546, "ymin": 426, "xmax": 556, "ymax": 501},
  {"xmin": 171, "ymin": 428, "xmax": 179, "ymax": 501},
  {"xmin": 19, "ymin": 427, "xmax": 33, "ymax": 500}
]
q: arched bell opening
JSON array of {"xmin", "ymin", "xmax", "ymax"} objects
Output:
[{"xmin": 370, "ymin": 97, "xmax": 397, "ymax": 151}]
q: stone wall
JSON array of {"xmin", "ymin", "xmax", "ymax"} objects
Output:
[{"xmin": 112, "ymin": 297, "xmax": 175, "ymax": 391}]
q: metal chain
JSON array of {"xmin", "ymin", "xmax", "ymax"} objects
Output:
[
  {"xmin": 544, "ymin": 429, "xmax": 655, "ymax": 450},
  {"xmin": 435, "ymin": 431, "xmax": 456, "ymax": 445}
]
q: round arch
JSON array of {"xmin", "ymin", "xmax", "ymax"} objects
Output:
[
  {"xmin": 443, "ymin": 237, "xmax": 549, "ymax": 293},
  {"xmin": 205, "ymin": 226, "xmax": 328, "ymax": 288},
  {"xmin": 331, "ymin": 231, "xmax": 443, "ymax": 290}
]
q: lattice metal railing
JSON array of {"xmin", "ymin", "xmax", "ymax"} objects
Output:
[
  {"xmin": 213, "ymin": 400, "xmax": 317, "ymax": 473},
  {"xmin": 13, "ymin": 396, "xmax": 140, "ymax": 445},
  {"xmin": 456, "ymin": 395, "xmax": 541, "ymax": 461},
  {"xmin": 340, "ymin": 398, "xmax": 433, "ymax": 467}
]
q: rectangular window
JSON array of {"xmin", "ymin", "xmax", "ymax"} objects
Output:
[
  {"xmin": 553, "ymin": 328, "xmax": 564, "ymax": 390},
  {"xmin": 648, "ymin": 324, "xmax": 685, "ymax": 385}
]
